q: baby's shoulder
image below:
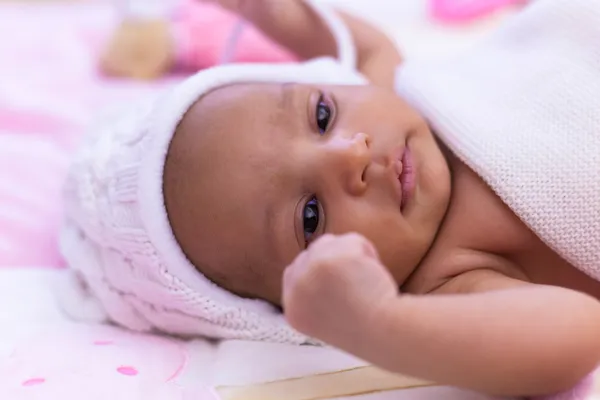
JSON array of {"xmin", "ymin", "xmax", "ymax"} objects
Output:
[{"xmin": 403, "ymin": 162, "xmax": 534, "ymax": 294}]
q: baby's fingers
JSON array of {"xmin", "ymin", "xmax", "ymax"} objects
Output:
[
  {"xmin": 282, "ymin": 251, "xmax": 308, "ymax": 296},
  {"xmin": 197, "ymin": 0, "xmax": 241, "ymax": 12},
  {"xmin": 197, "ymin": 0, "xmax": 257, "ymax": 15}
]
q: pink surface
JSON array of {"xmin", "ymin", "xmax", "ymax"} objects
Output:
[
  {"xmin": 0, "ymin": 324, "xmax": 218, "ymax": 399},
  {"xmin": 0, "ymin": 1, "xmax": 292, "ymax": 269},
  {"xmin": 429, "ymin": 0, "xmax": 528, "ymax": 23},
  {"xmin": 0, "ymin": 2, "xmax": 177, "ymax": 268}
]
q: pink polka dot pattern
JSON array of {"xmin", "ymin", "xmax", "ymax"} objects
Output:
[
  {"xmin": 93, "ymin": 340, "xmax": 113, "ymax": 346},
  {"xmin": 0, "ymin": 323, "xmax": 217, "ymax": 398},
  {"xmin": 22, "ymin": 378, "xmax": 45, "ymax": 387},
  {"xmin": 116, "ymin": 366, "xmax": 139, "ymax": 376}
]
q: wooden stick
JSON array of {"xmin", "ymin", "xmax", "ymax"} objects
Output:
[{"xmin": 217, "ymin": 365, "xmax": 434, "ymax": 400}]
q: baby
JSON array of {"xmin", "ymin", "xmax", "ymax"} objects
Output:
[{"xmin": 60, "ymin": 0, "xmax": 600, "ymax": 397}]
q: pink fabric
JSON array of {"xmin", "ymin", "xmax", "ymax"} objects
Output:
[
  {"xmin": 0, "ymin": 324, "xmax": 218, "ymax": 399},
  {"xmin": 0, "ymin": 1, "xmax": 294, "ymax": 269},
  {"xmin": 0, "ymin": 2, "xmax": 175, "ymax": 269},
  {"xmin": 429, "ymin": 0, "xmax": 528, "ymax": 23}
]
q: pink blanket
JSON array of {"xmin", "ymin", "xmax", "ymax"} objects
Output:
[{"xmin": 0, "ymin": 2, "xmax": 176, "ymax": 268}]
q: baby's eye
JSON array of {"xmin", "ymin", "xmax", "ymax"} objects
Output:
[
  {"xmin": 303, "ymin": 196, "xmax": 321, "ymax": 245},
  {"xmin": 316, "ymin": 94, "xmax": 332, "ymax": 134}
]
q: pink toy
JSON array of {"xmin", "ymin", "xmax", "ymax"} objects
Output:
[
  {"xmin": 172, "ymin": 0, "xmax": 297, "ymax": 71},
  {"xmin": 430, "ymin": 0, "xmax": 529, "ymax": 23}
]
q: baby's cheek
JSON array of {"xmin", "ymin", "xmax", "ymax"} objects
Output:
[
  {"xmin": 215, "ymin": 257, "xmax": 285, "ymax": 306},
  {"xmin": 261, "ymin": 261, "xmax": 289, "ymax": 307},
  {"xmin": 368, "ymin": 225, "xmax": 425, "ymax": 285}
]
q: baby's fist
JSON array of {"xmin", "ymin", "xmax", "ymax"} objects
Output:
[
  {"xmin": 283, "ymin": 233, "xmax": 398, "ymax": 346},
  {"xmin": 199, "ymin": 0, "xmax": 288, "ymax": 19}
]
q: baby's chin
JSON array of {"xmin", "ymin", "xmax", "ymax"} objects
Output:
[
  {"xmin": 394, "ymin": 212, "xmax": 449, "ymax": 283},
  {"xmin": 389, "ymin": 260, "xmax": 424, "ymax": 289}
]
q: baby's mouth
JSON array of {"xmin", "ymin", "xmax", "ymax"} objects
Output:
[{"xmin": 394, "ymin": 147, "xmax": 416, "ymax": 211}]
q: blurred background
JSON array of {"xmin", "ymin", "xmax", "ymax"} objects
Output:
[{"xmin": 0, "ymin": 0, "xmax": 523, "ymax": 269}]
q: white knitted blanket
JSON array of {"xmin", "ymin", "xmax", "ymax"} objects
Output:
[{"xmin": 395, "ymin": 0, "xmax": 600, "ymax": 280}]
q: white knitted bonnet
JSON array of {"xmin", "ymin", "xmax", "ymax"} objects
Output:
[
  {"xmin": 395, "ymin": 0, "xmax": 600, "ymax": 280},
  {"xmin": 59, "ymin": 0, "xmax": 367, "ymax": 343}
]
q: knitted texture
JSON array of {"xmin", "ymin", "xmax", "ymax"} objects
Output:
[
  {"xmin": 396, "ymin": 0, "xmax": 600, "ymax": 280},
  {"xmin": 59, "ymin": 0, "xmax": 367, "ymax": 343}
]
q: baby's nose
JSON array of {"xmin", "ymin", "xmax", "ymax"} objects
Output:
[{"xmin": 328, "ymin": 131, "xmax": 371, "ymax": 196}]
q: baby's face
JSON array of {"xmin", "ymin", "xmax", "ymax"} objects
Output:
[{"xmin": 164, "ymin": 83, "xmax": 451, "ymax": 305}]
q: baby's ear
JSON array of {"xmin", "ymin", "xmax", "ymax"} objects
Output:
[{"xmin": 99, "ymin": 19, "xmax": 174, "ymax": 80}]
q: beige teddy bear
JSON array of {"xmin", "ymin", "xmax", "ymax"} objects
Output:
[{"xmin": 99, "ymin": 17, "xmax": 175, "ymax": 80}]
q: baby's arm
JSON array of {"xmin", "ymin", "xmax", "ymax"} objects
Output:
[
  {"xmin": 203, "ymin": 0, "xmax": 401, "ymax": 87},
  {"xmin": 283, "ymin": 235, "xmax": 600, "ymax": 397},
  {"xmin": 369, "ymin": 270, "xmax": 600, "ymax": 396}
]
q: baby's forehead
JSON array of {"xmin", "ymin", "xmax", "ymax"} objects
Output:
[
  {"xmin": 187, "ymin": 82, "xmax": 289, "ymax": 117},
  {"xmin": 175, "ymin": 82, "xmax": 301, "ymax": 152},
  {"xmin": 169, "ymin": 82, "xmax": 299, "ymax": 189},
  {"xmin": 167, "ymin": 81, "xmax": 309, "ymax": 203}
]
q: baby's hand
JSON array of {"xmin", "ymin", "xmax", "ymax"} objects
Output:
[
  {"xmin": 199, "ymin": 0, "xmax": 336, "ymax": 62},
  {"xmin": 283, "ymin": 233, "xmax": 398, "ymax": 346},
  {"xmin": 198, "ymin": 0, "xmax": 280, "ymax": 16},
  {"xmin": 198, "ymin": 0, "xmax": 243, "ymax": 13}
]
